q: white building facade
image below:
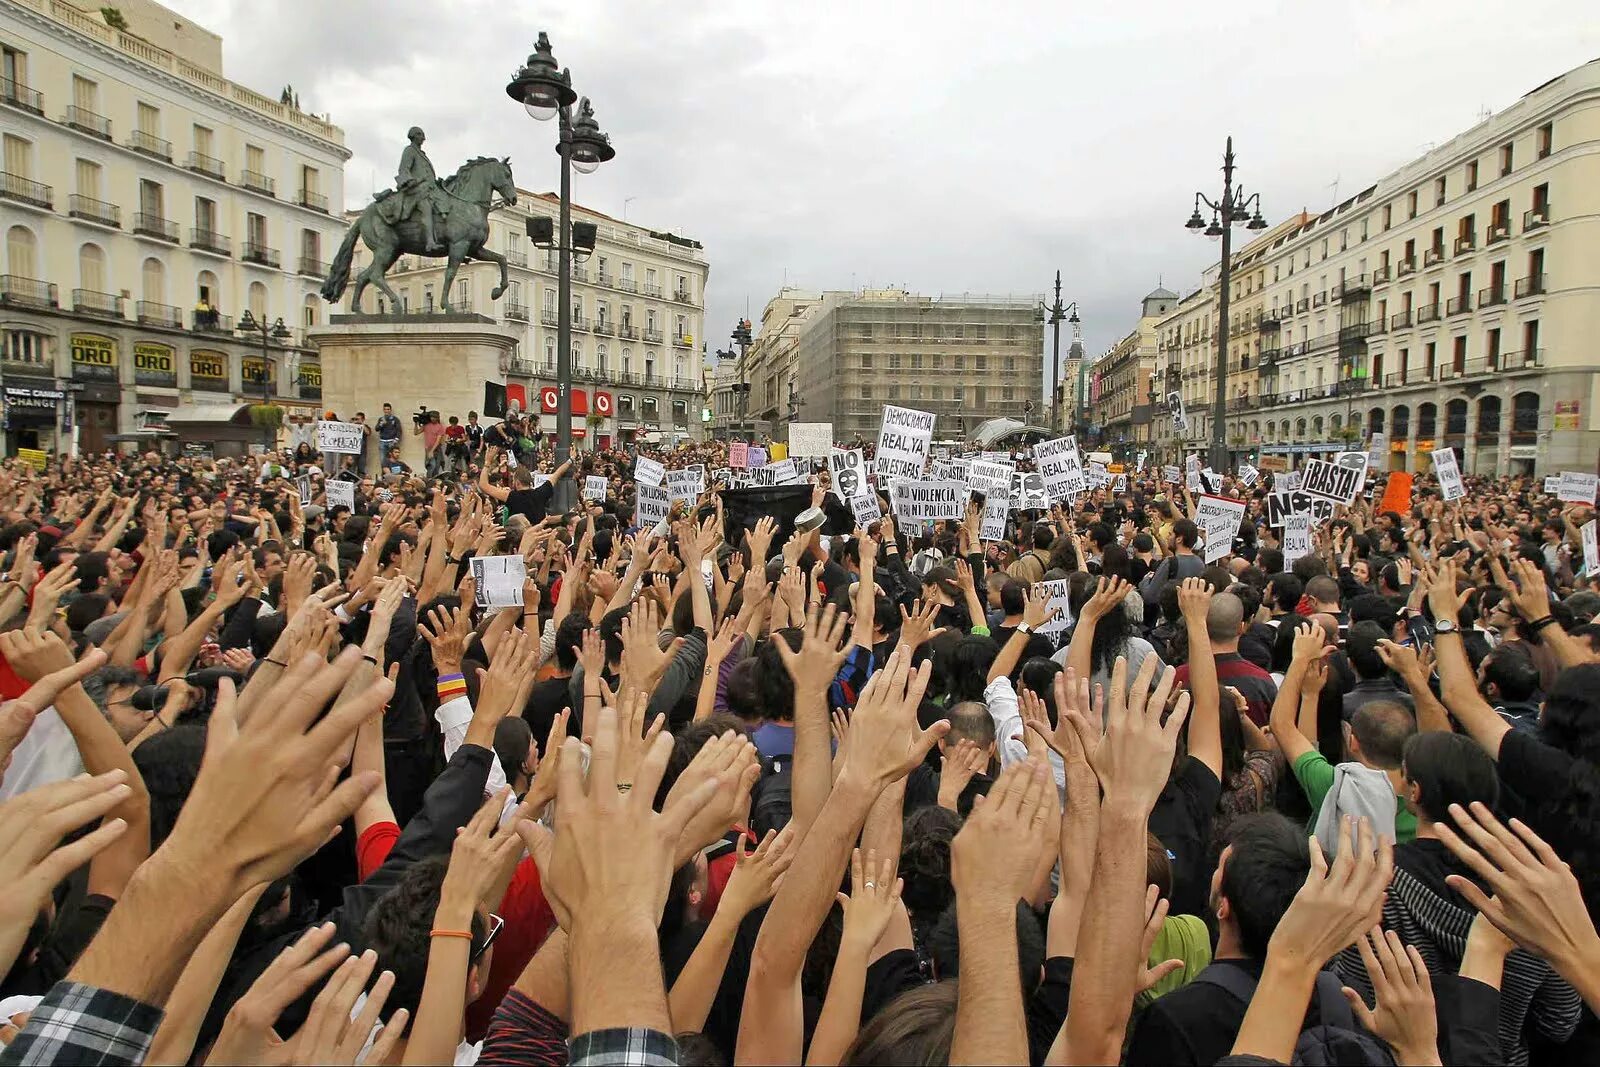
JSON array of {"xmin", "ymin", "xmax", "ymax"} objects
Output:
[{"xmin": 0, "ymin": 0, "xmax": 349, "ymax": 455}]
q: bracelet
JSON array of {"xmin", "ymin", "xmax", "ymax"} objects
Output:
[
  {"xmin": 362, "ymin": 653, "xmax": 378, "ymax": 665},
  {"xmin": 263, "ymin": 658, "xmax": 287, "ymax": 668},
  {"xmin": 429, "ymin": 929, "xmax": 473, "ymax": 940},
  {"xmin": 1529, "ymin": 615, "xmax": 1561, "ymax": 632}
]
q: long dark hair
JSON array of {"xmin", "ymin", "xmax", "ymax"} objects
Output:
[{"xmin": 1067, "ymin": 571, "xmax": 1133, "ymax": 676}]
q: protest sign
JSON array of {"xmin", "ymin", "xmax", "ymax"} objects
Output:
[
  {"xmin": 748, "ymin": 446, "xmax": 768, "ymax": 469},
  {"xmin": 1367, "ymin": 433, "xmax": 1387, "ymax": 470},
  {"xmin": 1112, "ymin": 474, "xmax": 1128, "ymax": 493},
  {"xmin": 968, "ymin": 458, "xmax": 1014, "ymax": 498},
  {"xmin": 1087, "ymin": 461, "xmax": 1109, "ymax": 487},
  {"xmin": 754, "ymin": 459, "xmax": 800, "ymax": 487},
  {"xmin": 1162, "ymin": 465, "xmax": 1181, "ymax": 485},
  {"xmin": 1557, "ymin": 471, "xmax": 1599, "ymax": 505},
  {"xmin": 787, "ymin": 422, "xmax": 833, "ymax": 459},
  {"xmin": 635, "ymin": 483, "xmax": 671, "ymax": 529},
  {"xmin": 666, "ymin": 465, "xmax": 704, "ymax": 502},
  {"xmin": 1431, "ymin": 447, "xmax": 1465, "ymax": 501},
  {"xmin": 1335, "ymin": 451, "xmax": 1370, "ymax": 497},
  {"xmin": 470, "ymin": 555, "xmax": 527, "ymax": 609},
  {"xmin": 1584, "ymin": 520, "xmax": 1600, "ymax": 578},
  {"xmin": 1301, "ymin": 458, "xmax": 1362, "ymax": 504},
  {"xmin": 931, "ymin": 456, "xmax": 971, "ymax": 484},
  {"xmin": 830, "ymin": 449, "xmax": 867, "ymax": 500},
  {"xmin": 1013, "ymin": 471, "xmax": 1049, "ymax": 511},
  {"xmin": 850, "ymin": 492, "xmax": 882, "ymax": 526},
  {"xmin": 875, "ymin": 405, "xmax": 936, "ymax": 479},
  {"xmin": 1195, "ymin": 494, "xmax": 1247, "ymax": 564},
  {"xmin": 1200, "ymin": 468, "xmax": 1223, "ymax": 495},
  {"xmin": 634, "ymin": 455, "xmax": 666, "ymax": 487},
  {"xmin": 1378, "ymin": 472, "xmax": 1413, "ymax": 515},
  {"xmin": 1544, "ymin": 475, "xmax": 1562, "ymax": 495},
  {"xmin": 1034, "ymin": 579, "xmax": 1074, "ymax": 636},
  {"xmin": 1257, "ymin": 454, "xmax": 1290, "ymax": 474},
  {"xmin": 325, "ymin": 480, "xmax": 355, "ymax": 511},
  {"xmin": 710, "ymin": 468, "xmax": 731, "ymax": 488},
  {"xmin": 980, "ymin": 490, "xmax": 1010, "ymax": 542},
  {"xmin": 1169, "ymin": 390, "xmax": 1188, "ymax": 433},
  {"xmin": 316, "ymin": 420, "xmax": 364, "ymax": 455},
  {"xmin": 1281, "ymin": 514, "xmax": 1313, "ymax": 569},
  {"xmin": 1135, "ymin": 451, "xmax": 1148, "ymax": 473},
  {"xmin": 729, "ymin": 441, "xmax": 750, "ymax": 469},
  {"xmin": 1236, "ymin": 463, "xmax": 1260, "ymax": 489},
  {"xmin": 583, "ymin": 475, "xmax": 608, "ymax": 501},
  {"xmin": 1033, "ymin": 435, "xmax": 1087, "ymax": 502},
  {"xmin": 890, "ymin": 479, "xmax": 965, "ymax": 527},
  {"xmin": 296, "ymin": 473, "xmax": 312, "ymax": 507},
  {"xmin": 770, "ymin": 443, "xmax": 788, "ymax": 461},
  {"xmin": 15, "ymin": 448, "xmax": 45, "ymax": 472}
]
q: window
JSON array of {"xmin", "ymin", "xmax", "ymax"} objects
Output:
[
  {"xmin": 1536, "ymin": 123, "xmax": 1552, "ymax": 159},
  {"xmin": 675, "ymin": 314, "xmax": 687, "ymax": 339},
  {"xmin": 543, "ymin": 289, "xmax": 556, "ymax": 315},
  {"xmin": 193, "ymin": 124, "xmax": 213, "ymax": 157},
  {"xmin": 141, "ymin": 257, "xmax": 165, "ymax": 303},
  {"xmin": 2, "ymin": 45, "xmax": 26, "ymax": 90},
  {"xmin": 975, "ymin": 354, "xmax": 987, "ymax": 371},
  {"xmin": 621, "ymin": 348, "xmax": 630, "ymax": 374},
  {"xmin": 1452, "ymin": 335, "xmax": 1467, "ymax": 374},
  {"xmin": 2, "ymin": 328, "xmax": 48, "ymax": 366},
  {"xmin": 1465, "ymin": 160, "xmax": 1478, "ymax": 192},
  {"xmin": 3, "ymin": 134, "xmax": 31, "ymax": 179},
  {"xmin": 974, "ymin": 386, "xmax": 986, "ymax": 405},
  {"xmin": 1434, "ymin": 177, "xmax": 1446, "ymax": 207},
  {"xmin": 1407, "ymin": 191, "xmax": 1418, "ymax": 219},
  {"xmin": 423, "ymin": 285, "xmax": 434, "ymax": 312},
  {"xmin": 71, "ymin": 74, "xmax": 96, "ymax": 112},
  {"xmin": 245, "ymin": 143, "xmax": 264, "ymax": 174},
  {"xmin": 886, "ymin": 384, "xmax": 899, "ymax": 400},
  {"xmin": 910, "ymin": 354, "xmax": 922, "ymax": 370},
  {"xmin": 1382, "ymin": 205, "xmax": 1392, "ymax": 231},
  {"xmin": 910, "ymin": 384, "xmax": 922, "ymax": 400},
  {"xmin": 596, "ymin": 344, "xmax": 608, "ymax": 374},
  {"xmin": 247, "ymin": 281, "xmax": 267, "ymax": 318},
  {"xmin": 139, "ymin": 179, "xmax": 163, "ymax": 217},
  {"xmin": 1499, "ymin": 142, "xmax": 1513, "ymax": 176},
  {"xmin": 78, "ymin": 243, "xmax": 105, "ymax": 291},
  {"xmin": 246, "ymin": 212, "xmax": 266, "ymax": 247},
  {"xmin": 300, "ymin": 228, "xmax": 319, "ymax": 262},
  {"xmin": 888, "ymin": 354, "xmax": 901, "ymax": 370},
  {"xmin": 1002, "ymin": 386, "xmax": 1014, "ymax": 400},
  {"xmin": 544, "ymin": 336, "xmax": 556, "ymax": 369},
  {"xmin": 646, "ymin": 309, "xmax": 657, "ymax": 332},
  {"xmin": 618, "ymin": 394, "xmax": 633, "ymax": 416},
  {"xmin": 1532, "ymin": 182, "xmax": 1550, "ymax": 215},
  {"xmin": 860, "ymin": 353, "xmax": 872, "ymax": 369},
  {"xmin": 136, "ymin": 101, "xmax": 159, "ymax": 134},
  {"xmin": 74, "ymin": 158, "xmax": 100, "ymax": 197},
  {"xmin": 860, "ymin": 384, "xmax": 872, "ymax": 399},
  {"xmin": 953, "ymin": 386, "xmax": 964, "ymax": 402}
]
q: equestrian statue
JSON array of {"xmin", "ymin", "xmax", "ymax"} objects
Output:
[{"xmin": 321, "ymin": 127, "xmax": 518, "ymax": 314}]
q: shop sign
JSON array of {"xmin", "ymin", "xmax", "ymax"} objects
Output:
[
  {"xmin": 133, "ymin": 342, "xmax": 177, "ymax": 387},
  {"xmin": 70, "ymin": 334, "xmax": 118, "ymax": 381},
  {"xmin": 190, "ymin": 350, "xmax": 228, "ymax": 390}
]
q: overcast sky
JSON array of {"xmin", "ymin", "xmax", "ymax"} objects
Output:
[{"xmin": 172, "ymin": 0, "xmax": 1599, "ymax": 383}]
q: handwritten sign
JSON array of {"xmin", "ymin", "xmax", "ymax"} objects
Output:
[
  {"xmin": 1236, "ymin": 463, "xmax": 1260, "ymax": 489},
  {"xmin": 1034, "ymin": 578, "xmax": 1074, "ymax": 635},
  {"xmin": 1033, "ymin": 435, "xmax": 1086, "ymax": 502},
  {"xmin": 787, "ymin": 422, "xmax": 833, "ymax": 459},
  {"xmin": 1584, "ymin": 519, "xmax": 1599, "ymax": 577},
  {"xmin": 1431, "ymin": 447, "xmax": 1465, "ymax": 502},
  {"xmin": 875, "ymin": 405, "xmax": 936, "ymax": 480},
  {"xmin": 850, "ymin": 492, "xmax": 882, "ymax": 526},
  {"xmin": 666, "ymin": 465, "xmax": 705, "ymax": 502},
  {"xmin": 729, "ymin": 441, "xmax": 750, "ymax": 469},
  {"xmin": 1281, "ymin": 513, "xmax": 1313, "ymax": 569},
  {"xmin": 471, "ymin": 555, "xmax": 527, "ymax": 608},
  {"xmin": 1195, "ymin": 494, "xmax": 1247, "ymax": 564},
  {"xmin": 583, "ymin": 475, "xmax": 608, "ymax": 501},
  {"xmin": 316, "ymin": 420, "xmax": 364, "ymax": 455},
  {"xmin": 634, "ymin": 455, "xmax": 666, "ymax": 487},
  {"xmin": 1557, "ymin": 471, "xmax": 1599, "ymax": 505},
  {"xmin": 326, "ymin": 480, "xmax": 355, "ymax": 511},
  {"xmin": 748, "ymin": 446, "xmax": 768, "ymax": 469}
]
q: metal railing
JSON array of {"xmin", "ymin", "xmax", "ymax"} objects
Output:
[
  {"xmin": 136, "ymin": 300, "xmax": 182, "ymax": 328},
  {"xmin": 1453, "ymin": 235, "xmax": 1476, "ymax": 255},
  {"xmin": 572, "ymin": 267, "xmax": 588, "ymax": 283},
  {"xmin": 1396, "ymin": 256, "xmax": 1417, "ymax": 276},
  {"xmin": 1423, "ymin": 246, "xmax": 1445, "ymax": 268},
  {"xmin": 643, "ymin": 283, "xmax": 663, "ymax": 298},
  {"xmin": 240, "ymin": 169, "xmax": 276, "ymax": 196},
  {"xmin": 570, "ymin": 316, "xmax": 590, "ymax": 332},
  {"xmin": 132, "ymin": 212, "xmax": 178, "ymax": 241},
  {"xmin": 0, "ymin": 77, "xmax": 43, "ymax": 114},
  {"xmin": 1372, "ymin": 264, "xmax": 1392, "ymax": 284},
  {"xmin": 673, "ymin": 334, "xmax": 693, "ymax": 348},
  {"xmin": 508, "ymin": 250, "xmax": 527, "ymax": 267},
  {"xmin": 540, "ymin": 309, "xmax": 559, "ymax": 326},
  {"xmin": 1513, "ymin": 274, "xmax": 1545, "ymax": 298},
  {"xmin": 1416, "ymin": 303, "xmax": 1440, "ymax": 324},
  {"xmin": 72, "ymin": 288, "xmax": 123, "ymax": 317},
  {"xmin": 1311, "ymin": 292, "xmax": 1327, "ymax": 308},
  {"xmin": 297, "ymin": 255, "xmax": 327, "ymax": 277},
  {"xmin": 190, "ymin": 228, "xmax": 231, "ymax": 255},
  {"xmin": 504, "ymin": 302, "xmax": 529, "ymax": 322},
  {"xmin": 596, "ymin": 272, "xmax": 613, "ymax": 286},
  {"xmin": 65, "ymin": 105, "xmax": 111, "ymax": 139},
  {"xmin": 593, "ymin": 320, "xmax": 615, "ymax": 335},
  {"xmin": 128, "ymin": 129, "xmax": 171, "ymax": 160},
  {"xmin": 298, "ymin": 188, "xmax": 329, "ymax": 211},
  {"xmin": 1487, "ymin": 223, "xmax": 1511, "ymax": 245},
  {"xmin": 192, "ymin": 311, "xmax": 232, "ymax": 332},
  {"xmin": 1389, "ymin": 310, "xmax": 1413, "ymax": 330},
  {"xmin": 1523, "ymin": 206, "xmax": 1550, "ymax": 230},
  {"xmin": 1478, "ymin": 285, "xmax": 1506, "ymax": 308},
  {"xmin": 642, "ymin": 328, "xmax": 664, "ymax": 344},
  {"xmin": 673, "ymin": 287, "xmax": 693, "ymax": 303},
  {"xmin": 1295, "ymin": 298, "xmax": 1309, "ymax": 312},
  {"xmin": 1446, "ymin": 294, "xmax": 1471, "ymax": 315},
  {"xmin": 0, "ymin": 171, "xmax": 53, "ymax": 209},
  {"xmin": 618, "ymin": 325, "xmax": 638, "ymax": 340},
  {"xmin": 0, "ymin": 275, "xmax": 58, "ymax": 309},
  {"xmin": 187, "ymin": 151, "xmax": 226, "ymax": 180},
  {"xmin": 242, "ymin": 242, "xmax": 281, "ymax": 268},
  {"xmin": 68, "ymin": 193, "xmax": 120, "ymax": 226}
]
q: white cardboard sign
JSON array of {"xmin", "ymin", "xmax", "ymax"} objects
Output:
[
  {"xmin": 634, "ymin": 455, "xmax": 666, "ymax": 487},
  {"xmin": 1557, "ymin": 471, "xmax": 1599, "ymax": 505},
  {"xmin": 471, "ymin": 555, "xmax": 526, "ymax": 608},
  {"xmin": 1431, "ymin": 448, "xmax": 1465, "ymax": 501},
  {"xmin": 1195, "ymin": 494, "xmax": 1247, "ymax": 564},
  {"xmin": 787, "ymin": 422, "xmax": 833, "ymax": 459},
  {"xmin": 1033, "ymin": 435, "xmax": 1087, "ymax": 502},
  {"xmin": 875, "ymin": 405, "xmax": 936, "ymax": 480},
  {"xmin": 316, "ymin": 420, "xmax": 364, "ymax": 455},
  {"xmin": 890, "ymin": 478, "xmax": 965, "ymax": 527}
]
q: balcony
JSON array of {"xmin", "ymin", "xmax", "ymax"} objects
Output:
[
  {"xmin": 1423, "ymin": 246, "xmax": 1446, "ymax": 268},
  {"xmin": 506, "ymin": 357, "xmax": 537, "ymax": 376},
  {"xmin": 643, "ymin": 283, "xmax": 663, "ymax": 298},
  {"xmin": 572, "ymin": 267, "xmax": 588, "ymax": 283},
  {"xmin": 1228, "ymin": 395, "xmax": 1256, "ymax": 413},
  {"xmin": 1, "ymin": 77, "xmax": 43, "ymax": 115},
  {"xmin": 1339, "ymin": 274, "xmax": 1370, "ymax": 299},
  {"xmin": 72, "ymin": 288, "xmax": 123, "ymax": 319},
  {"xmin": 189, "ymin": 228, "xmax": 232, "ymax": 256},
  {"xmin": 132, "ymin": 212, "xmax": 179, "ymax": 242},
  {"xmin": 66, "ymin": 194, "xmax": 120, "ymax": 227},
  {"xmin": 593, "ymin": 319, "xmax": 615, "ymax": 336},
  {"xmin": 1311, "ymin": 292, "xmax": 1327, "ymax": 308},
  {"xmin": 1514, "ymin": 273, "xmax": 1545, "ymax": 299},
  {"xmin": 64, "ymin": 105, "xmax": 111, "ymax": 140},
  {"xmin": 617, "ymin": 278, "xmax": 638, "ymax": 293},
  {"xmin": 0, "ymin": 275, "xmax": 58, "ymax": 310},
  {"xmin": 0, "ymin": 172, "xmax": 52, "ymax": 209},
  {"xmin": 136, "ymin": 300, "xmax": 182, "ymax": 328},
  {"xmin": 297, "ymin": 188, "xmax": 329, "ymax": 212},
  {"xmin": 1415, "ymin": 303, "xmax": 1441, "ymax": 324},
  {"xmin": 540, "ymin": 309, "xmax": 559, "ymax": 327},
  {"xmin": 192, "ymin": 311, "xmax": 232, "ymax": 333},
  {"xmin": 673, "ymin": 334, "xmax": 694, "ymax": 349},
  {"xmin": 1372, "ymin": 264, "xmax": 1392, "ymax": 285},
  {"xmin": 186, "ymin": 152, "xmax": 226, "ymax": 182},
  {"xmin": 642, "ymin": 328, "xmax": 664, "ymax": 344},
  {"xmin": 1258, "ymin": 348, "xmax": 1280, "ymax": 371},
  {"xmin": 1454, "ymin": 235, "xmax": 1476, "ymax": 255},
  {"xmin": 1523, "ymin": 206, "xmax": 1550, "ymax": 231},
  {"xmin": 1478, "ymin": 285, "xmax": 1507, "ymax": 308},
  {"xmin": 297, "ymin": 255, "xmax": 327, "ymax": 278},
  {"xmin": 504, "ymin": 301, "xmax": 529, "ymax": 322},
  {"xmin": 673, "ymin": 287, "xmax": 693, "ymax": 303},
  {"xmin": 508, "ymin": 249, "xmax": 527, "ymax": 267},
  {"xmin": 1396, "ymin": 256, "xmax": 1417, "ymax": 277},
  {"xmin": 240, "ymin": 169, "xmax": 276, "ymax": 197},
  {"xmin": 242, "ymin": 242, "xmax": 281, "ymax": 268},
  {"xmin": 618, "ymin": 325, "xmax": 638, "ymax": 340},
  {"xmin": 1503, "ymin": 347, "xmax": 1545, "ymax": 369},
  {"xmin": 597, "ymin": 271, "xmax": 613, "ymax": 287},
  {"xmin": 570, "ymin": 316, "xmax": 590, "ymax": 332},
  {"xmin": 1389, "ymin": 310, "xmax": 1413, "ymax": 330},
  {"xmin": 1258, "ymin": 313, "xmax": 1281, "ymax": 331},
  {"xmin": 1340, "ymin": 321, "xmax": 1377, "ymax": 341},
  {"xmin": 1487, "ymin": 222, "xmax": 1511, "ymax": 245},
  {"xmin": 128, "ymin": 129, "xmax": 172, "ymax": 161},
  {"xmin": 1446, "ymin": 294, "xmax": 1472, "ymax": 315},
  {"xmin": 1295, "ymin": 298, "xmax": 1309, "ymax": 313}
]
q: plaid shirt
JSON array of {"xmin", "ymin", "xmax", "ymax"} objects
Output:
[
  {"xmin": 0, "ymin": 981, "xmax": 162, "ymax": 1066},
  {"xmin": 568, "ymin": 1028, "xmax": 679, "ymax": 1066}
]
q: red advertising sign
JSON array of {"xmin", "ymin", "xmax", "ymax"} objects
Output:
[
  {"xmin": 571, "ymin": 389, "xmax": 588, "ymax": 416},
  {"xmin": 594, "ymin": 391, "xmax": 613, "ymax": 416},
  {"xmin": 540, "ymin": 386, "xmax": 559, "ymax": 414}
]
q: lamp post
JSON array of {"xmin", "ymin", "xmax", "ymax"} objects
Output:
[
  {"xmin": 732, "ymin": 319, "xmax": 752, "ymax": 440},
  {"xmin": 1039, "ymin": 271, "xmax": 1079, "ymax": 432},
  {"xmin": 1185, "ymin": 136, "xmax": 1267, "ymax": 473},
  {"xmin": 237, "ymin": 309, "xmax": 290, "ymax": 452},
  {"xmin": 507, "ymin": 32, "xmax": 614, "ymax": 506}
]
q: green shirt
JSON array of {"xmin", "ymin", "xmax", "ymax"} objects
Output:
[{"xmin": 1291, "ymin": 749, "xmax": 1416, "ymax": 843}]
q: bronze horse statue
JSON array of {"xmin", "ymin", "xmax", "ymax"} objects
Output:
[{"xmin": 321, "ymin": 156, "xmax": 518, "ymax": 314}]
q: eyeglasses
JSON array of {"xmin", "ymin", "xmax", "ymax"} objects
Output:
[{"xmin": 471, "ymin": 913, "xmax": 504, "ymax": 964}]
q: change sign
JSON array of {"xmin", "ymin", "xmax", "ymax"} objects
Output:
[
  {"xmin": 875, "ymin": 405, "xmax": 936, "ymax": 480},
  {"xmin": 1300, "ymin": 458, "xmax": 1361, "ymax": 505}
]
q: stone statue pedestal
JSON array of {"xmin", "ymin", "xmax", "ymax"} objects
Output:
[{"xmin": 307, "ymin": 314, "xmax": 520, "ymax": 471}]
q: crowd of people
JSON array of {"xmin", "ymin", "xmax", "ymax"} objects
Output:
[{"xmin": 0, "ymin": 421, "xmax": 1595, "ymax": 1067}]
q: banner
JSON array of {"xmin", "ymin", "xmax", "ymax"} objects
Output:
[
  {"xmin": 666, "ymin": 465, "xmax": 705, "ymax": 502},
  {"xmin": 583, "ymin": 475, "xmax": 608, "ymax": 501},
  {"xmin": 1378, "ymin": 472, "xmax": 1413, "ymax": 515},
  {"xmin": 316, "ymin": 420, "xmax": 364, "ymax": 455},
  {"xmin": 787, "ymin": 422, "xmax": 833, "ymax": 458},
  {"xmin": 634, "ymin": 455, "xmax": 666, "ymax": 487},
  {"xmin": 1195, "ymin": 494, "xmax": 1247, "ymax": 564},
  {"xmin": 1033, "ymin": 435, "xmax": 1086, "ymax": 502},
  {"xmin": 980, "ymin": 490, "xmax": 1010, "ymax": 541},
  {"xmin": 930, "ymin": 456, "xmax": 970, "ymax": 484},
  {"xmin": 830, "ymin": 448, "xmax": 867, "ymax": 499},
  {"xmin": 471, "ymin": 555, "xmax": 527, "ymax": 609},
  {"xmin": 326, "ymin": 480, "xmax": 356, "ymax": 510},
  {"xmin": 133, "ymin": 341, "xmax": 176, "ymax": 386},
  {"xmin": 1300, "ymin": 458, "xmax": 1362, "ymax": 504},
  {"xmin": 890, "ymin": 479, "xmax": 965, "ymax": 527},
  {"xmin": 1431, "ymin": 447, "xmax": 1465, "ymax": 501},
  {"xmin": 635, "ymin": 483, "xmax": 671, "ymax": 529},
  {"xmin": 754, "ymin": 459, "xmax": 801, "ymax": 486},
  {"xmin": 850, "ymin": 492, "xmax": 882, "ymax": 526},
  {"xmin": 729, "ymin": 441, "xmax": 750, "ymax": 469},
  {"xmin": 1335, "ymin": 451, "xmax": 1370, "ymax": 497},
  {"xmin": 1557, "ymin": 471, "xmax": 1599, "ymax": 505},
  {"xmin": 875, "ymin": 405, "xmax": 936, "ymax": 479},
  {"xmin": 1281, "ymin": 513, "xmax": 1313, "ymax": 569},
  {"xmin": 1135, "ymin": 451, "xmax": 1148, "ymax": 472}
]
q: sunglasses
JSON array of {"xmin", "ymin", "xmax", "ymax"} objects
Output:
[{"xmin": 471, "ymin": 913, "xmax": 504, "ymax": 964}]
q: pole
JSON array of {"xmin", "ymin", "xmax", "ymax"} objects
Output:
[
  {"xmin": 737, "ymin": 334, "xmax": 749, "ymax": 441},
  {"xmin": 555, "ymin": 110, "xmax": 574, "ymax": 508},
  {"xmin": 1050, "ymin": 271, "xmax": 1062, "ymax": 431},
  {"xmin": 261, "ymin": 326, "xmax": 272, "ymax": 452},
  {"xmin": 1212, "ymin": 137, "xmax": 1235, "ymax": 474}
]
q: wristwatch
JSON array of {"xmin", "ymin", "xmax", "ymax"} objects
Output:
[
  {"xmin": 1433, "ymin": 617, "xmax": 1458, "ymax": 634},
  {"xmin": 1016, "ymin": 622, "xmax": 1034, "ymax": 635}
]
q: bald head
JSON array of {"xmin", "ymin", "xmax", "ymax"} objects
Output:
[{"xmin": 1206, "ymin": 592, "xmax": 1245, "ymax": 644}]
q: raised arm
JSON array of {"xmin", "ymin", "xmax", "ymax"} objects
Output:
[
  {"xmin": 776, "ymin": 603, "xmax": 852, "ymax": 838},
  {"xmin": 1428, "ymin": 561, "xmax": 1510, "ymax": 758},
  {"xmin": 1065, "ymin": 577, "xmax": 1130, "ymax": 684},
  {"xmin": 1176, "ymin": 576, "xmax": 1223, "ymax": 777},
  {"xmin": 1268, "ymin": 623, "xmax": 1325, "ymax": 767}
]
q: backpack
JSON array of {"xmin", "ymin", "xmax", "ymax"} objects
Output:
[
  {"xmin": 1194, "ymin": 961, "xmax": 1396, "ymax": 1066},
  {"xmin": 749, "ymin": 755, "xmax": 792, "ymax": 838}
]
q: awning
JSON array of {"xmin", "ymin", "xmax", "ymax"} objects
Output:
[
  {"xmin": 971, "ymin": 417, "xmax": 1054, "ymax": 448},
  {"xmin": 164, "ymin": 402, "xmax": 251, "ymax": 425}
]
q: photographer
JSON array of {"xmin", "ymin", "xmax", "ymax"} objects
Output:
[{"xmin": 412, "ymin": 408, "xmax": 445, "ymax": 480}]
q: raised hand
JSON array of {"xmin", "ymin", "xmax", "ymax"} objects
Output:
[
  {"xmin": 951, "ymin": 758, "xmax": 1052, "ymax": 905},
  {"xmin": 720, "ymin": 827, "xmax": 799, "ymax": 919},
  {"xmin": 419, "ymin": 603, "xmax": 471, "ymax": 676},
  {"xmin": 838, "ymin": 644, "xmax": 947, "ymax": 790},
  {"xmin": 898, "ymin": 598, "xmax": 947, "ymax": 651},
  {"xmin": 837, "ymin": 847, "xmax": 902, "ymax": 949},
  {"xmin": 619, "ymin": 596, "xmax": 681, "ymax": 691},
  {"xmin": 1021, "ymin": 585, "xmax": 1057, "ymax": 631},
  {"xmin": 1064, "ymin": 655, "xmax": 1188, "ymax": 815},
  {"xmin": 1267, "ymin": 816, "xmax": 1394, "ymax": 966},
  {"xmin": 1136, "ymin": 885, "xmax": 1187, "ymax": 994},
  {"xmin": 475, "ymin": 626, "xmax": 538, "ymax": 724},
  {"xmin": 775, "ymin": 602, "xmax": 849, "ymax": 692},
  {"xmin": 1339, "ymin": 928, "xmax": 1438, "ymax": 1066},
  {"xmin": 938, "ymin": 738, "xmax": 990, "ymax": 810},
  {"xmin": 1176, "ymin": 576, "xmax": 1212, "ymax": 625},
  {"xmin": 1083, "ymin": 576, "xmax": 1132, "ymax": 622}
]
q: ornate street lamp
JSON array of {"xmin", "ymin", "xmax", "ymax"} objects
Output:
[{"xmin": 237, "ymin": 309, "xmax": 291, "ymax": 451}]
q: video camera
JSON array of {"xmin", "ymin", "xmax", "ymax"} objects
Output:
[
  {"xmin": 413, "ymin": 404, "xmax": 433, "ymax": 429},
  {"xmin": 130, "ymin": 666, "xmax": 244, "ymax": 717}
]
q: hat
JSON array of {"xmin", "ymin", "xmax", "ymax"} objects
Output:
[{"xmin": 302, "ymin": 505, "xmax": 326, "ymax": 520}]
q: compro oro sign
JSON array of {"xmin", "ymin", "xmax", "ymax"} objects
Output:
[
  {"xmin": 190, "ymin": 350, "xmax": 229, "ymax": 390},
  {"xmin": 133, "ymin": 342, "xmax": 177, "ymax": 387},
  {"xmin": 70, "ymin": 334, "xmax": 118, "ymax": 381}
]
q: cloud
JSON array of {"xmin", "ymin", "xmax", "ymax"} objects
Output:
[{"xmin": 171, "ymin": 0, "xmax": 1600, "ymax": 388}]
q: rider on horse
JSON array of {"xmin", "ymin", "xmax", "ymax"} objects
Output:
[{"xmin": 396, "ymin": 127, "xmax": 450, "ymax": 253}]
